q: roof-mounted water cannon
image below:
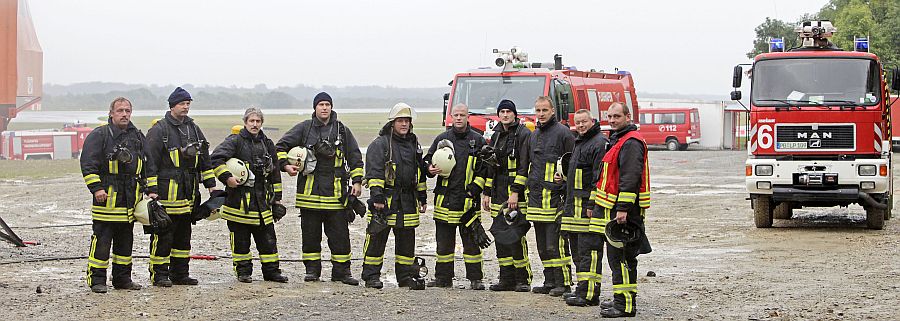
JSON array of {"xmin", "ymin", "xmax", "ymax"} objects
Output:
[
  {"xmin": 795, "ymin": 21, "xmax": 837, "ymax": 48},
  {"xmin": 768, "ymin": 38, "xmax": 785, "ymax": 53},
  {"xmin": 854, "ymin": 37, "xmax": 869, "ymax": 52},
  {"xmin": 493, "ymin": 47, "xmax": 528, "ymax": 71}
]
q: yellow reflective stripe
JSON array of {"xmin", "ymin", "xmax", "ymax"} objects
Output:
[
  {"xmin": 514, "ymin": 175, "xmax": 527, "ymax": 186},
  {"xmin": 171, "ymin": 249, "xmax": 190, "ymax": 258},
  {"xmin": 367, "ymin": 178, "xmax": 385, "ymax": 188},
  {"xmin": 201, "ymin": 169, "xmax": 215, "ymax": 181},
  {"xmin": 396, "ymin": 255, "xmax": 414, "ymax": 265},
  {"xmin": 149, "ymin": 255, "xmax": 170, "ymax": 265},
  {"xmin": 273, "ymin": 183, "xmax": 282, "ymax": 193},
  {"xmin": 349, "ymin": 167, "xmax": 363, "ymax": 179},
  {"xmin": 146, "ymin": 176, "xmax": 158, "ymax": 187},
  {"xmin": 416, "ymin": 182, "xmax": 427, "ymax": 192},
  {"xmin": 544, "ymin": 161, "xmax": 554, "ymax": 182},
  {"xmin": 303, "ymin": 175, "xmax": 314, "ymax": 195},
  {"xmin": 435, "ymin": 253, "xmax": 454, "ymax": 263},
  {"xmin": 84, "ymin": 174, "xmax": 101, "ymax": 185},
  {"xmin": 88, "ymin": 257, "xmax": 109, "ymax": 269},
  {"xmin": 485, "ymin": 177, "xmax": 493, "ymax": 188},
  {"xmin": 213, "ymin": 164, "xmax": 228, "ymax": 176},
  {"xmin": 333, "ymin": 177, "xmax": 341, "ymax": 201},
  {"xmin": 465, "ymin": 156, "xmax": 475, "ymax": 185},
  {"xmin": 498, "ymin": 256, "xmax": 514, "ymax": 266},
  {"xmin": 167, "ymin": 180, "xmax": 177, "ymax": 202},
  {"xmin": 473, "ymin": 176, "xmax": 486, "ymax": 189},
  {"xmin": 232, "ymin": 252, "xmax": 253, "ymax": 262},
  {"xmin": 364, "ymin": 255, "xmax": 384, "ymax": 265},
  {"xmin": 108, "ymin": 160, "xmax": 119, "ymax": 175},
  {"xmin": 169, "ymin": 149, "xmax": 180, "ymax": 167},
  {"xmin": 260, "ymin": 253, "xmax": 279, "ymax": 263},
  {"xmin": 294, "ymin": 200, "xmax": 347, "ymax": 210},
  {"xmin": 276, "ymin": 151, "xmax": 287, "ymax": 160},
  {"xmin": 618, "ymin": 192, "xmax": 637, "ymax": 204},
  {"xmin": 335, "ymin": 149, "xmax": 344, "ymax": 167},
  {"xmin": 111, "ymin": 254, "xmax": 132, "ymax": 265},
  {"xmin": 302, "ymin": 252, "xmax": 322, "ymax": 261},
  {"xmin": 463, "ymin": 253, "xmax": 483, "ymax": 263},
  {"xmin": 574, "ymin": 168, "xmax": 583, "ymax": 190},
  {"xmin": 331, "ymin": 253, "xmax": 352, "ymax": 263}
]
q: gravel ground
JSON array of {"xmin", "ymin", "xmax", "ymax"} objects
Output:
[{"xmin": 0, "ymin": 150, "xmax": 898, "ymax": 320}]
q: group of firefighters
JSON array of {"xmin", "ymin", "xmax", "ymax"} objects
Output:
[{"xmin": 80, "ymin": 87, "xmax": 651, "ymax": 318}]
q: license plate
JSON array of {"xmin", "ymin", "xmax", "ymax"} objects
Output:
[{"xmin": 778, "ymin": 142, "xmax": 807, "ymax": 149}]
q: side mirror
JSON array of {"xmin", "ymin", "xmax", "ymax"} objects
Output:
[
  {"xmin": 892, "ymin": 68, "xmax": 900, "ymax": 91},
  {"xmin": 731, "ymin": 90, "xmax": 742, "ymax": 101},
  {"xmin": 732, "ymin": 65, "xmax": 743, "ymax": 88}
]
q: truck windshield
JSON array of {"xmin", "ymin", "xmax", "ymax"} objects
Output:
[
  {"xmin": 751, "ymin": 58, "xmax": 880, "ymax": 107},
  {"xmin": 451, "ymin": 76, "xmax": 547, "ymax": 114}
]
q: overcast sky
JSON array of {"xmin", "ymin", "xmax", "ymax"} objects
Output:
[{"xmin": 27, "ymin": 0, "xmax": 829, "ymax": 96}]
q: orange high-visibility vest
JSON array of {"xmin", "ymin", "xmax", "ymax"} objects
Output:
[{"xmin": 595, "ymin": 130, "xmax": 650, "ymax": 210}]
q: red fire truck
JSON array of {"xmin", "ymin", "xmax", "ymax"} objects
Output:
[
  {"xmin": 734, "ymin": 21, "xmax": 900, "ymax": 229},
  {"xmin": 637, "ymin": 107, "xmax": 701, "ymax": 150},
  {"xmin": 890, "ymin": 96, "xmax": 900, "ymax": 151},
  {"xmin": 443, "ymin": 48, "xmax": 638, "ymax": 139}
]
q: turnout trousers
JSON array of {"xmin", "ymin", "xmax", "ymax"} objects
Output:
[
  {"xmin": 361, "ymin": 226, "xmax": 416, "ymax": 284},
  {"xmin": 495, "ymin": 235, "xmax": 533, "ymax": 285},
  {"xmin": 434, "ymin": 221, "xmax": 483, "ymax": 282},
  {"xmin": 299, "ymin": 209, "xmax": 352, "ymax": 279},
  {"xmin": 533, "ymin": 221, "xmax": 572, "ymax": 287},
  {"xmin": 607, "ymin": 239, "xmax": 639, "ymax": 314},
  {"xmin": 227, "ymin": 221, "xmax": 281, "ymax": 277},
  {"xmin": 86, "ymin": 221, "xmax": 135, "ymax": 287},
  {"xmin": 574, "ymin": 232, "xmax": 605, "ymax": 301},
  {"xmin": 148, "ymin": 214, "xmax": 193, "ymax": 282}
]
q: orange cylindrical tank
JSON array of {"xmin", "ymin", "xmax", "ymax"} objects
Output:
[{"xmin": 1, "ymin": 0, "xmax": 17, "ymax": 106}]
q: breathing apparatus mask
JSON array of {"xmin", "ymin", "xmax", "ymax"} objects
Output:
[
  {"xmin": 108, "ymin": 143, "xmax": 134, "ymax": 164},
  {"xmin": 180, "ymin": 140, "xmax": 207, "ymax": 158}
]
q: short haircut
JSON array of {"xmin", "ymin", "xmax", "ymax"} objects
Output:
[
  {"xmin": 243, "ymin": 106, "xmax": 264, "ymax": 123},
  {"xmin": 109, "ymin": 97, "xmax": 132, "ymax": 111},
  {"xmin": 535, "ymin": 96, "xmax": 555, "ymax": 109},
  {"xmin": 574, "ymin": 109, "xmax": 592, "ymax": 117},
  {"xmin": 609, "ymin": 102, "xmax": 630, "ymax": 116}
]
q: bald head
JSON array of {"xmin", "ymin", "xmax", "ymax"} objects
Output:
[{"xmin": 450, "ymin": 103, "xmax": 469, "ymax": 131}]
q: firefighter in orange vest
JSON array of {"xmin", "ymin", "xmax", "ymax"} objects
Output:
[{"xmin": 594, "ymin": 102, "xmax": 652, "ymax": 318}]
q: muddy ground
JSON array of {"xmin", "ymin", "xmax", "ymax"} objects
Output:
[{"xmin": 0, "ymin": 150, "xmax": 898, "ymax": 320}]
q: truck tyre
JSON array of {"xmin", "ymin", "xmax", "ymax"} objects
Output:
[
  {"xmin": 865, "ymin": 206, "xmax": 885, "ymax": 230},
  {"xmin": 753, "ymin": 196, "xmax": 773, "ymax": 228},
  {"xmin": 773, "ymin": 202, "xmax": 793, "ymax": 219},
  {"xmin": 678, "ymin": 144, "xmax": 690, "ymax": 151},
  {"xmin": 666, "ymin": 138, "xmax": 680, "ymax": 151}
]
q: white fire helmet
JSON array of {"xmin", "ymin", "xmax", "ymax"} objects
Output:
[
  {"xmin": 388, "ymin": 103, "xmax": 416, "ymax": 121},
  {"xmin": 287, "ymin": 146, "xmax": 316, "ymax": 175},
  {"xmin": 432, "ymin": 140, "xmax": 456, "ymax": 178},
  {"xmin": 556, "ymin": 152, "xmax": 572, "ymax": 181},
  {"xmin": 133, "ymin": 199, "xmax": 151, "ymax": 225},
  {"xmin": 226, "ymin": 158, "xmax": 250, "ymax": 185}
]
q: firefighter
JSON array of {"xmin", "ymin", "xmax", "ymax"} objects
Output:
[
  {"xmin": 210, "ymin": 107, "xmax": 288, "ymax": 283},
  {"xmin": 81, "ymin": 97, "xmax": 145, "ymax": 293},
  {"xmin": 275, "ymin": 92, "xmax": 364, "ymax": 285},
  {"xmin": 360, "ymin": 103, "xmax": 428, "ymax": 289},
  {"xmin": 559, "ymin": 109, "xmax": 609, "ymax": 306},
  {"xmin": 596, "ymin": 102, "xmax": 652, "ymax": 318},
  {"xmin": 424, "ymin": 103, "xmax": 488, "ymax": 290},
  {"xmin": 144, "ymin": 87, "xmax": 218, "ymax": 286},
  {"xmin": 483, "ymin": 99, "xmax": 533, "ymax": 292},
  {"xmin": 525, "ymin": 96, "xmax": 575, "ymax": 296}
]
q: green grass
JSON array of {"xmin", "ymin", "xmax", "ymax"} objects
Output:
[{"xmin": 2, "ymin": 112, "xmax": 447, "ymax": 179}]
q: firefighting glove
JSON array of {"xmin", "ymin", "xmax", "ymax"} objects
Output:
[
  {"xmin": 148, "ymin": 199, "xmax": 172, "ymax": 231},
  {"xmin": 271, "ymin": 202, "xmax": 287, "ymax": 223},
  {"xmin": 349, "ymin": 195, "xmax": 367, "ymax": 218}
]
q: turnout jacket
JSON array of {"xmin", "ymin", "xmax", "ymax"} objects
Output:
[
  {"xmin": 364, "ymin": 122, "xmax": 427, "ymax": 228},
  {"xmin": 80, "ymin": 118, "xmax": 146, "ymax": 223},
  {"xmin": 525, "ymin": 115, "xmax": 575, "ymax": 222},
  {"xmin": 210, "ymin": 128, "xmax": 283, "ymax": 226},
  {"xmin": 561, "ymin": 122, "xmax": 608, "ymax": 233},
  {"xmin": 483, "ymin": 120, "xmax": 531, "ymax": 217},
  {"xmin": 426, "ymin": 126, "xmax": 487, "ymax": 224},
  {"xmin": 144, "ymin": 111, "xmax": 217, "ymax": 215},
  {"xmin": 275, "ymin": 111, "xmax": 364, "ymax": 211}
]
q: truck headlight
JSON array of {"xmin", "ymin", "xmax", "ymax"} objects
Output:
[
  {"xmin": 858, "ymin": 165, "xmax": 877, "ymax": 176},
  {"xmin": 755, "ymin": 165, "xmax": 773, "ymax": 176}
]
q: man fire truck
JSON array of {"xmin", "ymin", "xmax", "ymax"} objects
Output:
[
  {"xmin": 443, "ymin": 47, "xmax": 639, "ymax": 137},
  {"xmin": 733, "ymin": 21, "xmax": 900, "ymax": 229}
]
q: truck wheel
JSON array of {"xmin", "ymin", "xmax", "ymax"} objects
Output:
[
  {"xmin": 753, "ymin": 196, "xmax": 773, "ymax": 228},
  {"xmin": 666, "ymin": 138, "xmax": 680, "ymax": 151},
  {"xmin": 773, "ymin": 202, "xmax": 793, "ymax": 219},
  {"xmin": 678, "ymin": 144, "xmax": 689, "ymax": 151},
  {"xmin": 865, "ymin": 206, "xmax": 885, "ymax": 230}
]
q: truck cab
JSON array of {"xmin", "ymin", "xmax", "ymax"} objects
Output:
[
  {"xmin": 444, "ymin": 48, "xmax": 639, "ymax": 141},
  {"xmin": 733, "ymin": 21, "xmax": 900, "ymax": 229},
  {"xmin": 638, "ymin": 107, "xmax": 701, "ymax": 150}
]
